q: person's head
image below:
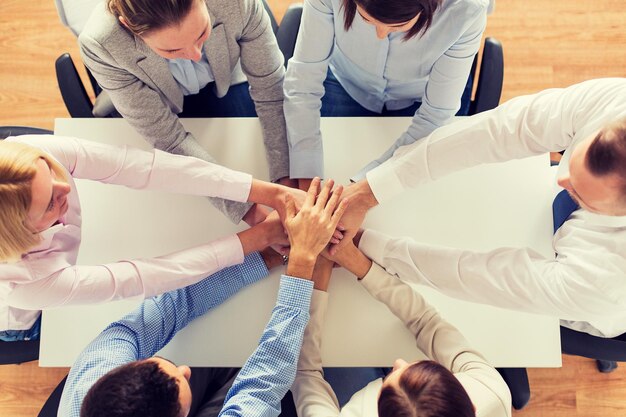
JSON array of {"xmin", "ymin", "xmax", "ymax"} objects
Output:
[
  {"xmin": 378, "ymin": 359, "xmax": 475, "ymax": 417},
  {"xmin": 557, "ymin": 117, "xmax": 626, "ymax": 216},
  {"xmin": 0, "ymin": 141, "xmax": 71, "ymax": 262},
  {"xmin": 108, "ymin": 0, "xmax": 210, "ymax": 61},
  {"xmin": 81, "ymin": 357, "xmax": 192, "ymax": 417},
  {"xmin": 341, "ymin": 0, "xmax": 441, "ymax": 40}
]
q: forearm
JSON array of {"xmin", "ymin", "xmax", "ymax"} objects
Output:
[
  {"xmin": 219, "ymin": 276, "xmax": 313, "ymax": 417},
  {"xmin": 292, "ymin": 290, "xmax": 342, "ymax": 416},
  {"xmin": 360, "ymin": 262, "xmax": 484, "ymax": 371},
  {"xmin": 9, "ymin": 235, "xmax": 246, "ymax": 310},
  {"xmin": 358, "ymin": 229, "xmax": 617, "ymax": 320}
]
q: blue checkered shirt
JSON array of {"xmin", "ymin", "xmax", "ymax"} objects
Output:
[
  {"xmin": 59, "ymin": 252, "xmax": 272, "ymax": 417},
  {"xmin": 218, "ymin": 275, "xmax": 313, "ymax": 417}
]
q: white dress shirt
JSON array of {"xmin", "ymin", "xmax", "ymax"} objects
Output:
[
  {"xmin": 292, "ymin": 263, "xmax": 511, "ymax": 417},
  {"xmin": 364, "ymin": 78, "xmax": 626, "ymax": 337},
  {"xmin": 0, "ymin": 135, "xmax": 252, "ymax": 331}
]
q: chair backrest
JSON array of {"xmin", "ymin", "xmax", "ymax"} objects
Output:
[
  {"xmin": 37, "ymin": 376, "xmax": 68, "ymax": 417},
  {"xmin": 0, "ymin": 126, "xmax": 53, "ymax": 140},
  {"xmin": 469, "ymin": 37, "xmax": 504, "ymax": 115},
  {"xmin": 276, "ymin": 3, "xmax": 303, "ymax": 64},
  {"xmin": 55, "ymin": 0, "xmax": 102, "ymax": 36},
  {"xmin": 0, "ymin": 340, "xmax": 40, "ymax": 365}
]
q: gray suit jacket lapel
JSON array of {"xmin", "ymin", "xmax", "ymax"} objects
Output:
[
  {"xmin": 204, "ymin": 22, "xmax": 232, "ymax": 98},
  {"xmin": 134, "ymin": 36, "xmax": 184, "ymax": 110}
]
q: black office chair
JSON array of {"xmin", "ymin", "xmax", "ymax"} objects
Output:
[
  {"xmin": 0, "ymin": 126, "xmax": 52, "ymax": 365},
  {"xmin": 54, "ymin": 0, "xmax": 304, "ymax": 118},
  {"xmin": 468, "ymin": 37, "xmax": 503, "ymax": 115}
]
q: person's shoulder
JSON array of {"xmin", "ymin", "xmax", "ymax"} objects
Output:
[
  {"xmin": 79, "ymin": 2, "xmax": 132, "ymax": 49},
  {"xmin": 205, "ymin": 0, "xmax": 245, "ymax": 18},
  {"xmin": 441, "ymin": 0, "xmax": 489, "ymax": 15},
  {"xmin": 455, "ymin": 366, "xmax": 512, "ymax": 417}
]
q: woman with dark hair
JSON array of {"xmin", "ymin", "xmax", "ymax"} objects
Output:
[
  {"xmin": 291, "ymin": 234, "xmax": 511, "ymax": 417},
  {"xmin": 80, "ymin": 0, "xmax": 295, "ymax": 226},
  {"xmin": 284, "ymin": 0, "xmax": 489, "ymax": 185}
]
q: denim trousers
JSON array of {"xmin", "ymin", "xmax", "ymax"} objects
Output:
[
  {"xmin": 179, "ymin": 82, "xmax": 257, "ymax": 118},
  {"xmin": 320, "ymin": 69, "xmax": 473, "ymax": 117},
  {"xmin": 0, "ymin": 315, "xmax": 41, "ymax": 341}
]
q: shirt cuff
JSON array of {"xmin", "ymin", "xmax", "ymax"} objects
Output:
[
  {"xmin": 240, "ymin": 252, "xmax": 270, "ymax": 286},
  {"xmin": 358, "ymin": 262, "xmax": 392, "ymax": 293},
  {"xmin": 358, "ymin": 229, "xmax": 391, "ymax": 266},
  {"xmin": 350, "ymin": 159, "xmax": 381, "ymax": 183},
  {"xmin": 214, "ymin": 234, "xmax": 246, "ymax": 268},
  {"xmin": 365, "ymin": 164, "xmax": 405, "ymax": 204},
  {"xmin": 278, "ymin": 275, "xmax": 314, "ymax": 309},
  {"xmin": 289, "ymin": 149, "xmax": 324, "ymax": 179}
]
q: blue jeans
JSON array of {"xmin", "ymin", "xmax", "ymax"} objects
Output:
[
  {"xmin": 0, "ymin": 315, "xmax": 41, "ymax": 341},
  {"xmin": 323, "ymin": 367, "xmax": 391, "ymax": 407},
  {"xmin": 179, "ymin": 82, "xmax": 257, "ymax": 118},
  {"xmin": 320, "ymin": 69, "xmax": 473, "ymax": 117}
]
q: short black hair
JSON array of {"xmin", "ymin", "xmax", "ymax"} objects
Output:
[{"xmin": 80, "ymin": 360, "xmax": 183, "ymax": 417}]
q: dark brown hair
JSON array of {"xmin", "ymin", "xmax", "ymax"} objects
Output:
[
  {"xmin": 80, "ymin": 360, "xmax": 183, "ymax": 417},
  {"xmin": 586, "ymin": 118, "xmax": 626, "ymax": 207},
  {"xmin": 107, "ymin": 0, "xmax": 196, "ymax": 35},
  {"xmin": 341, "ymin": 0, "xmax": 442, "ymax": 40},
  {"xmin": 378, "ymin": 360, "xmax": 475, "ymax": 417}
]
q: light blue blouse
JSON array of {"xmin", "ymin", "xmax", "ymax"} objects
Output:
[
  {"xmin": 168, "ymin": 51, "xmax": 215, "ymax": 96},
  {"xmin": 284, "ymin": 0, "xmax": 488, "ymax": 179}
]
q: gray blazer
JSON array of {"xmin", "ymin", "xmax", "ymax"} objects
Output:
[{"xmin": 79, "ymin": 0, "xmax": 289, "ymax": 223}]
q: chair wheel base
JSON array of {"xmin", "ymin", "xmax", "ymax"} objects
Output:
[{"xmin": 596, "ymin": 360, "xmax": 618, "ymax": 373}]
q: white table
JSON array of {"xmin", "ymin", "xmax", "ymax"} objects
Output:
[{"xmin": 41, "ymin": 117, "xmax": 561, "ymax": 368}]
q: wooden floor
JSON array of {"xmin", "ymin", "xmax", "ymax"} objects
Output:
[{"xmin": 1, "ymin": 0, "xmax": 625, "ymax": 416}]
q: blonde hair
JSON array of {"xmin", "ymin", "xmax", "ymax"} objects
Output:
[{"xmin": 0, "ymin": 141, "xmax": 68, "ymax": 262}]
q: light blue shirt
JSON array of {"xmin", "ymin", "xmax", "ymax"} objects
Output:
[
  {"xmin": 168, "ymin": 51, "xmax": 215, "ymax": 96},
  {"xmin": 59, "ymin": 252, "xmax": 313, "ymax": 417},
  {"xmin": 284, "ymin": 0, "xmax": 488, "ymax": 179}
]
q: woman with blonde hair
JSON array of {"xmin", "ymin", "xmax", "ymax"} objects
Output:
[
  {"xmin": 0, "ymin": 134, "xmax": 304, "ymax": 341},
  {"xmin": 80, "ymin": 0, "xmax": 293, "ymax": 226}
]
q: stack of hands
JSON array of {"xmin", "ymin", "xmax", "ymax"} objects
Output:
[{"xmin": 250, "ymin": 177, "xmax": 376, "ymax": 283}]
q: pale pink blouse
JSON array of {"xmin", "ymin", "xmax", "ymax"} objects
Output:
[{"xmin": 1, "ymin": 135, "xmax": 252, "ymax": 331}]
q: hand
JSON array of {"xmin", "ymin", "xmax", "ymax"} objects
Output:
[
  {"xmin": 283, "ymin": 178, "xmax": 349, "ymax": 279},
  {"xmin": 242, "ymin": 203, "xmax": 269, "ymax": 227},
  {"xmin": 273, "ymin": 186, "xmax": 307, "ymax": 226},
  {"xmin": 260, "ymin": 210, "xmax": 290, "ymax": 255},
  {"xmin": 328, "ymin": 181, "xmax": 377, "ymax": 255},
  {"xmin": 259, "ymin": 247, "xmax": 286, "ymax": 271},
  {"xmin": 322, "ymin": 237, "xmax": 372, "ymax": 280},
  {"xmin": 236, "ymin": 210, "xmax": 288, "ymax": 255}
]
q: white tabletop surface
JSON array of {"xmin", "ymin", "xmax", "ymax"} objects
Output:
[{"xmin": 41, "ymin": 117, "xmax": 561, "ymax": 368}]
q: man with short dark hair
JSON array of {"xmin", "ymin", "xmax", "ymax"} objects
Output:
[
  {"xmin": 59, "ymin": 178, "xmax": 348, "ymax": 417},
  {"xmin": 335, "ymin": 78, "xmax": 626, "ymax": 352}
]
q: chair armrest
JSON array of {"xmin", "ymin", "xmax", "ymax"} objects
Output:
[
  {"xmin": 471, "ymin": 37, "xmax": 504, "ymax": 114},
  {"xmin": 55, "ymin": 53, "xmax": 94, "ymax": 118}
]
